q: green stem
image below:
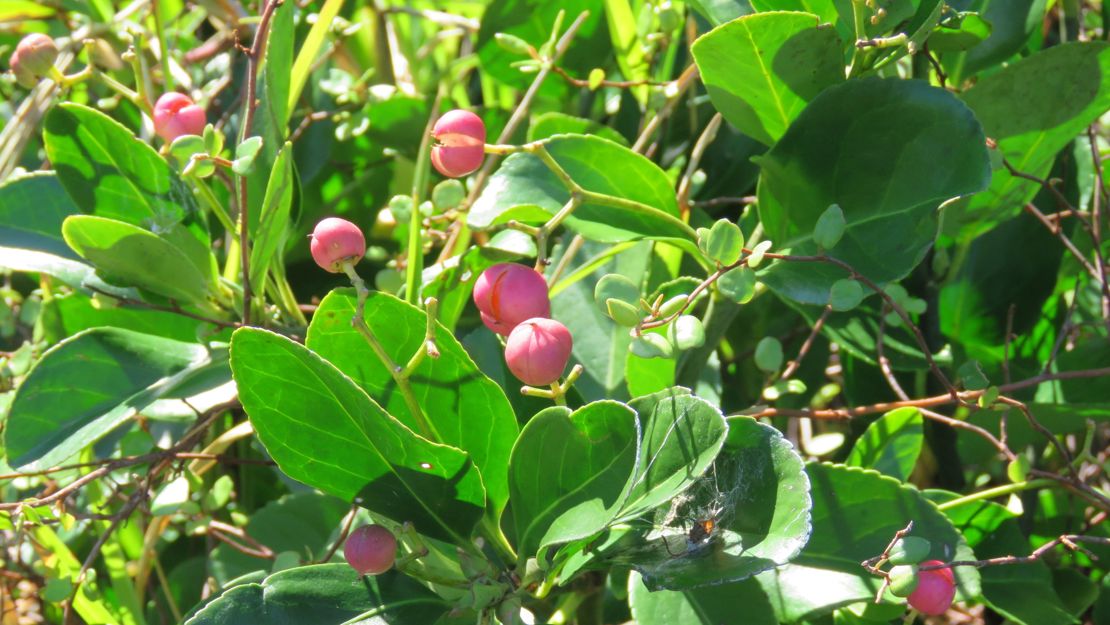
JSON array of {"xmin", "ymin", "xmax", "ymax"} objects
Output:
[
  {"xmin": 936, "ymin": 479, "xmax": 1055, "ymax": 511},
  {"xmin": 150, "ymin": 0, "xmax": 173, "ymax": 92},
  {"xmin": 848, "ymin": 0, "xmax": 869, "ymax": 77},
  {"xmin": 192, "ymin": 177, "xmax": 237, "ymax": 235},
  {"xmin": 405, "ymin": 93, "xmax": 438, "ymax": 306},
  {"xmin": 400, "ymin": 298, "xmax": 440, "ymax": 378},
  {"xmin": 341, "ymin": 262, "xmax": 438, "ymax": 441}
]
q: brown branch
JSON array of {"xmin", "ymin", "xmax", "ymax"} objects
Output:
[
  {"xmin": 550, "ymin": 64, "xmax": 668, "ymax": 89},
  {"xmin": 780, "ymin": 304, "xmax": 832, "ymax": 381},
  {"xmin": 875, "ymin": 305, "xmax": 910, "ymax": 401},
  {"xmin": 318, "ymin": 505, "xmax": 359, "ymax": 564},
  {"xmin": 87, "ymin": 285, "xmax": 239, "ymax": 329},
  {"xmin": 921, "ymin": 534, "xmax": 1110, "ymax": 571},
  {"xmin": 208, "ymin": 520, "xmax": 276, "ymax": 559}
]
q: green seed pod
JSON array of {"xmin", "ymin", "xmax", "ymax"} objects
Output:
[
  {"xmin": 606, "ymin": 298, "xmax": 642, "ymax": 327},
  {"xmin": 494, "ymin": 33, "xmax": 533, "ymax": 56},
  {"xmin": 888, "ymin": 564, "xmax": 920, "ymax": 597},
  {"xmin": 889, "ymin": 536, "xmax": 931, "ymax": 566},
  {"xmin": 657, "ymin": 295, "xmax": 688, "ymax": 318},
  {"xmin": 669, "ymin": 315, "xmax": 705, "ymax": 350}
]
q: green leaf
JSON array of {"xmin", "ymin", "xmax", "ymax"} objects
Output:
[
  {"xmin": 754, "ymin": 336, "xmax": 783, "ymax": 373},
  {"xmin": 508, "ymin": 401, "xmax": 640, "ymax": 558},
  {"xmin": 248, "ymin": 142, "xmax": 295, "ymax": 294},
  {"xmin": 757, "ymin": 78, "xmax": 991, "ymax": 305},
  {"xmin": 304, "ymin": 290, "xmax": 517, "ymax": 517},
  {"xmin": 828, "ymin": 278, "xmax": 864, "ymax": 312},
  {"xmin": 43, "ymin": 103, "xmax": 207, "ymax": 244},
  {"xmin": 844, "ymin": 407, "xmax": 923, "ymax": 481},
  {"xmin": 232, "ymin": 136, "xmax": 264, "ymax": 175},
  {"xmin": 626, "ymin": 349, "xmax": 676, "ymax": 398},
  {"xmin": 813, "ymin": 203, "xmax": 846, "ymax": 250},
  {"xmin": 629, "ymin": 573, "xmax": 777, "ymax": 625},
  {"xmin": 469, "ymin": 135, "xmax": 698, "ymax": 252},
  {"xmin": 4, "ymin": 328, "xmax": 213, "ymax": 470},
  {"xmin": 950, "ymin": 42, "xmax": 1110, "ymax": 240},
  {"xmin": 943, "ymin": 0, "xmax": 1046, "ymax": 83},
  {"xmin": 692, "ymin": 11, "xmax": 844, "ymax": 146},
  {"xmin": 603, "ymin": 0, "xmax": 649, "ymax": 103},
  {"xmin": 755, "ymin": 463, "xmax": 979, "ymax": 622},
  {"xmin": 287, "ymin": 0, "xmax": 345, "ymax": 116},
  {"xmin": 243, "ymin": 0, "xmax": 293, "ymax": 225},
  {"xmin": 41, "ymin": 292, "xmax": 205, "ymax": 343},
  {"xmin": 594, "ymin": 273, "xmax": 641, "ymax": 312},
  {"xmin": 0, "ymin": 246, "xmax": 137, "ymax": 299},
  {"xmin": 62, "ymin": 215, "xmax": 216, "ymax": 308},
  {"xmin": 0, "ymin": 171, "xmax": 80, "ymax": 260},
  {"xmin": 183, "ymin": 564, "xmax": 450, "ymax": 625},
  {"xmin": 527, "ymin": 112, "xmax": 629, "ymax": 146},
  {"xmin": 229, "ymin": 327, "xmax": 486, "ymax": 543},
  {"xmin": 631, "ymin": 334, "xmax": 674, "ymax": 359},
  {"xmin": 617, "ymin": 388, "xmax": 728, "ymax": 522},
  {"xmin": 670, "ymin": 316, "xmax": 706, "ymax": 351},
  {"xmin": 704, "ymin": 219, "xmax": 743, "ymax": 266},
  {"xmin": 717, "ymin": 266, "xmax": 757, "ymax": 303},
  {"xmin": 935, "ymin": 494, "xmax": 1076, "ymax": 625},
  {"xmin": 688, "ymin": 0, "xmax": 754, "ymax": 26},
  {"xmin": 633, "ymin": 416, "xmax": 811, "ymax": 590},
  {"xmin": 210, "ymin": 493, "xmax": 349, "ymax": 585},
  {"xmin": 928, "ymin": 12, "xmax": 992, "ymax": 52}
]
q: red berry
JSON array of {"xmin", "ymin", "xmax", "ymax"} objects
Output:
[
  {"xmin": 343, "ymin": 525, "xmax": 396, "ymax": 575},
  {"xmin": 907, "ymin": 560, "xmax": 955, "ymax": 616},
  {"xmin": 10, "ymin": 34, "xmax": 57, "ymax": 88},
  {"xmin": 153, "ymin": 92, "xmax": 207, "ymax": 142},
  {"xmin": 430, "ymin": 109, "xmax": 486, "ymax": 178},
  {"xmin": 473, "ymin": 263, "xmax": 550, "ymax": 336},
  {"xmin": 310, "ymin": 217, "xmax": 366, "ymax": 273},
  {"xmin": 504, "ymin": 318, "xmax": 573, "ymax": 386}
]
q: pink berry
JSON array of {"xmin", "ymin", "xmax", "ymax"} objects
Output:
[
  {"xmin": 504, "ymin": 318, "xmax": 573, "ymax": 386},
  {"xmin": 10, "ymin": 34, "xmax": 57, "ymax": 88},
  {"xmin": 343, "ymin": 525, "xmax": 396, "ymax": 575},
  {"xmin": 310, "ymin": 217, "xmax": 366, "ymax": 273},
  {"xmin": 908, "ymin": 560, "xmax": 955, "ymax": 616},
  {"xmin": 473, "ymin": 263, "xmax": 550, "ymax": 336},
  {"xmin": 430, "ymin": 109, "xmax": 486, "ymax": 178},
  {"xmin": 153, "ymin": 92, "xmax": 207, "ymax": 142}
]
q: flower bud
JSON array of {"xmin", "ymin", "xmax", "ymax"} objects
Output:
[
  {"xmin": 473, "ymin": 263, "xmax": 550, "ymax": 336},
  {"xmin": 430, "ymin": 109, "xmax": 486, "ymax": 178},
  {"xmin": 505, "ymin": 318, "xmax": 573, "ymax": 386},
  {"xmin": 907, "ymin": 560, "xmax": 955, "ymax": 615},
  {"xmin": 153, "ymin": 92, "xmax": 207, "ymax": 143},
  {"xmin": 10, "ymin": 34, "xmax": 58, "ymax": 86},
  {"xmin": 344, "ymin": 525, "xmax": 396, "ymax": 575},
  {"xmin": 310, "ymin": 217, "xmax": 366, "ymax": 273}
]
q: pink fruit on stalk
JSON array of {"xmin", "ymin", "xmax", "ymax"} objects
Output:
[
  {"xmin": 153, "ymin": 92, "xmax": 207, "ymax": 142},
  {"xmin": 908, "ymin": 560, "xmax": 955, "ymax": 616},
  {"xmin": 473, "ymin": 263, "xmax": 550, "ymax": 336},
  {"xmin": 10, "ymin": 34, "xmax": 58, "ymax": 88},
  {"xmin": 430, "ymin": 109, "xmax": 486, "ymax": 178},
  {"xmin": 310, "ymin": 217, "xmax": 366, "ymax": 273},
  {"xmin": 504, "ymin": 318, "xmax": 573, "ymax": 386},
  {"xmin": 344, "ymin": 525, "xmax": 396, "ymax": 575}
]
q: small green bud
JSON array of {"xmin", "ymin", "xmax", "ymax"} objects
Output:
[
  {"xmin": 587, "ymin": 68, "xmax": 605, "ymax": 91},
  {"xmin": 1007, "ymin": 455, "xmax": 1031, "ymax": 483},
  {"xmin": 657, "ymin": 294, "xmax": 688, "ymax": 318},
  {"xmin": 747, "ymin": 240, "xmax": 773, "ymax": 268},
  {"xmin": 494, "ymin": 33, "xmax": 533, "ymax": 56},
  {"xmin": 669, "ymin": 315, "xmax": 705, "ymax": 350},
  {"xmin": 754, "ymin": 337, "xmax": 783, "ymax": 373},
  {"xmin": 606, "ymin": 298, "xmax": 642, "ymax": 327}
]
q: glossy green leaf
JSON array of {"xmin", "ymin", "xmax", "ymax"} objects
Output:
[
  {"xmin": 508, "ymin": 400, "xmax": 640, "ymax": 558},
  {"xmin": 950, "ymin": 42, "xmax": 1110, "ymax": 239},
  {"xmin": 928, "ymin": 12, "xmax": 992, "ymax": 52},
  {"xmin": 626, "ymin": 349, "xmax": 677, "ymax": 398},
  {"xmin": 844, "ymin": 407, "xmax": 923, "ymax": 481},
  {"xmin": 754, "ymin": 463, "xmax": 979, "ymax": 622},
  {"xmin": 0, "ymin": 246, "xmax": 138, "ymax": 300},
  {"xmin": 704, "ymin": 219, "xmax": 743, "ymax": 266},
  {"xmin": 757, "ymin": 78, "xmax": 991, "ymax": 305},
  {"xmin": 62, "ymin": 215, "xmax": 216, "ymax": 308},
  {"xmin": 616, "ymin": 387, "xmax": 728, "ymax": 522},
  {"xmin": 41, "ymin": 292, "xmax": 205, "ymax": 343},
  {"xmin": 935, "ymin": 494, "xmax": 1075, "ymax": 625},
  {"xmin": 469, "ymin": 135, "xmax": 698, "ymax": 251},
  {"xmin": 629, "ymin": 572, "xmax": 777, "ymax": 625},
  {"xmin": 305, "ymin": 290, "xmax": 517, "ymax": 517},
  {"xmin": 184, "ymin": 564, "xmax": 450, "ymax": 625},
  {"xmin": 228, "ymin": 327, "xmax": 486, "ymax": 543},
  {"xmin": 688, "ymin": 0, "xmax": 753, "ymax": 25},
  {"xmin": 249, "ymin": 142, "xmax": 294, "ymax": 294},
  {"xmin": 828, "ymin": 278, "xmax": 864, "ymax": 312},
  {"xmin": 527, "ymin": 112, "xmax": 629, "ymax": 146},
  {"xmin": 692, "ymin": 11, "xmax": 844, "ymax": 146},
  {"xmin": 43, "ymin": 103, "xmax": 207, "ymax": 244},
  {"xmin": 943, "ymin": 0, "xmax": 1046, "ymax": 82},
  {"xmin": 210, "ymin": 493, "xmax": 349, "ymax": 585},
  {"xmin": 0, "ymin": 171, "xmax": 80, "ymax": 259},
  {"xmin": 632, "ymin": 416, "xmax": 811, "ymax": 590},
  {"xmin": 4, "ymin": 328, "xmax": 212, "ymax": 470}
]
